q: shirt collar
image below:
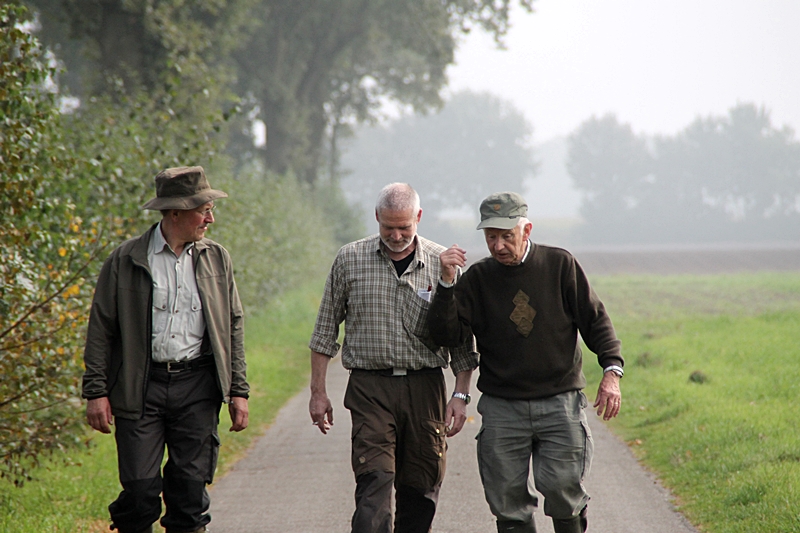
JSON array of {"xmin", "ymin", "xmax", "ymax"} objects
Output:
[
  {"xmin": 375, "ymin": 234, "xmax": 424, "ymax": 266},
  {"xmin": 521, "ymin": 239, "xmax": 532, "ymax": 263},
  {"xmin": 151, "ymin": 221, "xmax": 194, "ymax": 256}
]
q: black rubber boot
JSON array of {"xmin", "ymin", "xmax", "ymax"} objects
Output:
[
  {"xmin": 496, "ymin": 519, "xmax": 537, "ymax": 533},
  {"xmin": 552, "ymin": 505, "xmax": 588, "ymax": 533}
]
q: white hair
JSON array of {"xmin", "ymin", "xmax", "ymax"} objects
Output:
[{"xmin": 375, "ymin": 183, "xmax": 420, "ymax": 214}]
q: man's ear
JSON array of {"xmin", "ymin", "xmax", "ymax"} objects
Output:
[
  {"xmin": 523, "ymin": 222, "xmax": 533, "ymax": 240},
  {"xmin": 416, "ymin": 208, "xmax": 422, "ymax": 223}
]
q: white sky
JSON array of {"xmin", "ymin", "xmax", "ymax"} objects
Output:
[{"xmin": 447, "ymin": 0, "xmax": 800, "ymax": 143}]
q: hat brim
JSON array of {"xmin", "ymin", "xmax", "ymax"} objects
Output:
[
  {"xmin": 142, "ymin": 189, "xmax": 228, "ymax": 211},
  {"xmin": 476, "ymin": 216, "xmax": 521, "ymax": 230}
]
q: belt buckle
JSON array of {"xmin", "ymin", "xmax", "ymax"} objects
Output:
[
  {"xmin": 166, "ymin": 361, "xmax": 183, "ymax": 373},
  {"xmin": 392, "ymin": 368, "xmax": 407, "ymax": 376}
]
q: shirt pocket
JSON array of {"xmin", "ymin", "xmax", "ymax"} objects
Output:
[
  {"xmin": 152, "ymin": 287, "xmax": 169, "ymax": 334},
  {"xmin": 403, "ymin": 289, "xmax": 431, "ymax": 338}
]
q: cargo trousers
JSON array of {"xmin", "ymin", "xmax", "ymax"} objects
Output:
[
  {"xmin": 476, "ymin": 391, "xmax": 593, "ymax": 528},
  {"xmin": 344, "ymin": 368, "xmax": 448, "ymax": 533}
]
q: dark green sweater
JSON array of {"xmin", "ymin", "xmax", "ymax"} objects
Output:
[{"xmin": 428, "ymin": 243, "xmax": 622, "ymax": 400}]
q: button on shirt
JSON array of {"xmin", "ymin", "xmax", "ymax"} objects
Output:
[
  {"xmin": 309, "ymin": 234, "xmax": 477, "ymax": 374},
  {"xmin": 148, "ymin": 223, "xmax": 205, "ymax": 363}
]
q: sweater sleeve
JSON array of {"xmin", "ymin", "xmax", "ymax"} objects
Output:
[
  {"xmin": 566, "ymin": 256, "xmax": 623, "ymax": 369},
  {"xmin": 428, "ymin": 283, "xmax": 471, "ymax": 348}
]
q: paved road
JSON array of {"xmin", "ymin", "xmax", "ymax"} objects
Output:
[{"xmin": 209, "ymin": 360, "xmax": 698, "ymax": 533}]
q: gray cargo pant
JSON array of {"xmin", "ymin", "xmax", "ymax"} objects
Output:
[{"xmin": 476, "ymin": 391, "xmax": 593, "ymax": 524}]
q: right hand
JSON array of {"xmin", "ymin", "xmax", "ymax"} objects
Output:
[
  {"xmin": 440, "ymin": 244, "xmax": 467, "ymax": 284},
  {"xmin": 309, "ymin": 391, "xmax": 334, "ymax": 434},
  {"xmin": 86, "ymin": 397, "xmax": 113, "ymax": 434}
]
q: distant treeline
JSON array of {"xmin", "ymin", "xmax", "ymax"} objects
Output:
[{"xmin": 568, "ymin": 104, "xmax": 800, "ymax": 245}]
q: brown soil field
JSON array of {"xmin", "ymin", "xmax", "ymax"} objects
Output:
[
  {"xmin": 464, "ymin": 243, "xmax": 800, "ymax": 275},
  {"xmin": 572, "ymin": 244, "xmax": 800, "ymax": 275}
]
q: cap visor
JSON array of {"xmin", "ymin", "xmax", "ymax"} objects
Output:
[{"xmin": 476, "ymin": 217, "xmax": 520, "ymax": 230}]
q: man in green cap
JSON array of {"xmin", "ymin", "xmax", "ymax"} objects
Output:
[
  {"xmin": 83, "ymin": 166, "xmax": 249, "ymax": 533},
  {"xmin": 427, "ymin": 191, "xmax": 623, "ymax": 533}
]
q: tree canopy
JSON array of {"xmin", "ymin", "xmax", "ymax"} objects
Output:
[{"xmin": 25, "ymin": 0, "xmax": 535, "ymax": 184}]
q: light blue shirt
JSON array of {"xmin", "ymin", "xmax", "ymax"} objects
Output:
[{"xmin": 147, "ymin": 222, "xmax": 205, "ymax": 363}]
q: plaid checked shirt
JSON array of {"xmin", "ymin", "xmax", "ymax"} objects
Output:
[{"xmin": 309, "ymin": 234, "xmax": 478, "ymax": 375}]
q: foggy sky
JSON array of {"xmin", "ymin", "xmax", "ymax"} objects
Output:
[{"xmin": 447, "ymin": 0, "xmax": 800, "ymax": 143}]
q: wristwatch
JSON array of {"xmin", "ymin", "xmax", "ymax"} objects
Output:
[
  {"xmin": 452, "ymin": 391, "xmax": 471, "ymax": 404},
  {"xmin": 603, "ymin": 365, "xmax": 624, "ymax": 378}
]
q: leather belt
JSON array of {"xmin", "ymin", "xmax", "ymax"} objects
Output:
[
  {"xmin": 351, "ymin": 367, "xmax": 442, "ymax": 377},
  {"xmin": 151, "ymin": 355, "xmax": 214, "ymax": 373}
]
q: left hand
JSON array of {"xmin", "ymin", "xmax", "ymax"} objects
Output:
[
  {"xmin": 229, "ymin": 396, "xmax": 249, "ymax": 432},
  {"xmin": 593, "ymin": 371, "xmax": 621, "ymax": 421},
  {"xmin": 445, "ymin": 397, "xmax": 468, "ymax": 437}
]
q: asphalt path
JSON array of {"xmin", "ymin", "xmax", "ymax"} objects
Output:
[{"xmin": 209, "ymin": 360, "xmax": 699, "ymax": 532}]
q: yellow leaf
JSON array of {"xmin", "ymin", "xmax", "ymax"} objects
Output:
[
  {"xmin": 58, "ymin": 248, "xmax": 67, "ymax": 257},
  {"xmin": 57, "ymin": 347, "xmax": 65, "ymax": 355}
]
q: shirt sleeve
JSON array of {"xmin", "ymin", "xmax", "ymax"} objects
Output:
[{"xmin": 309, "ymin": 251, "xmax": 347, "ymax": 357}]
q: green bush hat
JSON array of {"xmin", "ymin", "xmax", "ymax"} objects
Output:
[
  {"xmin": 476, "ymin": 191, "xmax": 528, "ymax": 230},
  {"xmin": 141, "ymin": 166, "xmax": 228, "ymax": 210}
]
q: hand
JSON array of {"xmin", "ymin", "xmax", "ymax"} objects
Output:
[
  {"xmin": 309, "ymin": 391, "xmax": 333, "ymax": 434},
  {"xmin": 593, "ymin": 372, "xmax": 622, "ymax": 420},
  {"xmin": 440, "ymin": 245, "xmax": 467, "ymax": 284},
  {"xmin": 229, "ymin": 396, "xmax": 249, "ymax": 432},
  {"xmin": 445, "ymin": 396, "xmax": 468, "ymax": 437},
  {"xmin": 86, "ymin": 397, "xmax": 113, "ymax": 434}
]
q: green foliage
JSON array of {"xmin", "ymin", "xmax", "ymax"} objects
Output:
[
  {"xmin": 340, "ymin": 90, "xmax": 536, "ymax": 245},
  {"xmin": 0, "ymin": 3, "xmax": 102, "ymax": 486},
  {"xmin": 567, "ymin": 105, "xmax": 800, "ymax": 244},
  {"xmin": 210, "ymin": 168, "xmax": 337, "ymax": 311},
  {"xmin": 26, "ymin": 0, "xmax": 258, "ymax": 97},
  {"xmin": 589, "ymin": 273, "xmax": 800, "ymax": 533},
  {"xmin": 0, "ymin": 280, "xmax": 322, "ymax": 532}
]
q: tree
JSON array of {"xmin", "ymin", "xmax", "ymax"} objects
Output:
[
  {"xmin": 0, "ymin": 3, "xmax": 103, "ymax": 485},
  {"xmin": 340, "ymin": 90, "xmax": 536, "ymax": 244},
  {"xmin": 657, "ymin": 103, "xmax": 800, "ymax": 241},
  {"xmin": 230, "ymin": 0, "xmax": 535, "ymax": 184},
  {"xmin": 566, "ymin": 114, "xmax": 653, "ymax": 242}
]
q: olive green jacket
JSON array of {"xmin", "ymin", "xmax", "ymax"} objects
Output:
[{"xmin": 82, "ymin": 224, "xmax": 248, "ymax": 420}]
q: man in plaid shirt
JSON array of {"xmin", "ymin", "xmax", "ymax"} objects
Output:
[{"xmin": 309, "ymin": 183, "xmax": 478, "ymax": 533}]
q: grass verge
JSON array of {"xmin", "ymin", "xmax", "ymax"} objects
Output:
[
  {"xmin": 586, "ymin": 272, "xmax": 800, "ymax": 533},
  {"xmin": 0, "ymin": 280, "xmax": 323, "ymax": 533}
]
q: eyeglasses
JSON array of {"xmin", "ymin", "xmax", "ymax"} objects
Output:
[{"xmin": 196, "ymin": 204, "xmax": 216, "ymax": 217}]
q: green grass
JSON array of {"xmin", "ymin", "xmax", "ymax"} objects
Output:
[
  {"xmin": 585, "ymin": 272, "xmax": 800, "ymax": 533},
  {"xmin": 0, "ymin": 280, "xmax": 323, "ymax": 533}
]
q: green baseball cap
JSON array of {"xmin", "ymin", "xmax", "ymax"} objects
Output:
[{"xmin": 476, "ymin": 192, "xmax": 528, "ymax": 230}]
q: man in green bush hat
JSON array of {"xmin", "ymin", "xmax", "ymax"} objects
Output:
[
  {"xmin": 428, "ymin": 191, "xmax": 624, "ymax": 533},
  {"xmin": 82, "ymin": 166, "xmax": 249, "ymax": 533}
]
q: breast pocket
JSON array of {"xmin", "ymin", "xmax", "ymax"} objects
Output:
[
  {"xmin": 403, "ymin": 291, "xmax": 431, "ymax": 338},
  {"xmin": 152, "ymin": 287, "xmax": 169, "ymax": 334}
]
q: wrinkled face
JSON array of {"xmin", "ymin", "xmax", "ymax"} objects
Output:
[
  {"xmin": 377, "ymin": 207, "xmax": 421, "ymax": 254},
  {"xmin": 483, "ymin": 222, "xmax": 531, "ymax": 266},
  {"xmin": 174, "ymin": 201, "xmax": 215, "ymax": 243}
]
